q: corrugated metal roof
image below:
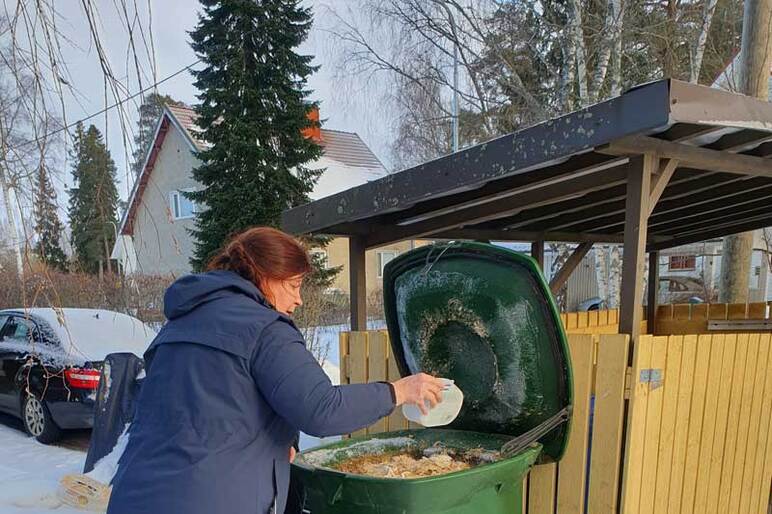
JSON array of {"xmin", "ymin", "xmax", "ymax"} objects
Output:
[{"xmin": 166, "ymin": 104, "xmax": 385, "ymax": 171}]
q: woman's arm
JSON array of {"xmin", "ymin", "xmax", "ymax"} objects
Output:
[
  {"xmin": 252, "ymin": 321, "xmax": 445, "ymax": 437},
  {"xmin": 251, "ymin": 321, "xmax": 395, "ymax": 437}
]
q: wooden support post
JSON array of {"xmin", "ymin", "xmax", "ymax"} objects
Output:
[
  {"xmin": 647, "ymin": 251, "xmax": 659, "ymax": 335},
  {"xmin": 531, "ymin": 240, "xmax": 545, "ymax": 271},
  {"xmin": 549, "ymin": 242, "xmax": 594, "ymax": 295},
  {"xmin": 349, "ymin": 236, "xmax": 367, "ymax": 331},
  {"xmin": 648, "ymin": 158, "xmax": 678, "ymax": 215},
  {"xmin": 619, "ymin": 154, "xmax": 656, "ymax": 338}
]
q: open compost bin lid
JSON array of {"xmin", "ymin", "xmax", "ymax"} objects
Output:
[{"xmin": 383, "ymin": 242, "xmax": 573, "ymax": 460}]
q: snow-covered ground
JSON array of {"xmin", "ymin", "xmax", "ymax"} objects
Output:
[
  {"xmin": 0, "ymin": 323, "xmax": 368, "ymax": 513},
  {"xmin": 0, "ymin": 419, "xmax": 85, "ymax": 514}
]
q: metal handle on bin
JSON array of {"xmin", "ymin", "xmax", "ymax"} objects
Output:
[{"xmin": 500, "ymin": 406, "xmax": 571, "ymax": 459}]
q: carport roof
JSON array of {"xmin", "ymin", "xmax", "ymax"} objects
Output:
[{"xmin": 282, "ymin": 79, "xmax": 772, "ymax": 251}]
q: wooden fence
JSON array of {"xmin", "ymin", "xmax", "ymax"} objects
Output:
[
  {"xmin": 654, "ymin": 302, "xmax": 771, "ymax": 335},
  {"xmin": 339, "ymin": 331, "xmax": 772, "ymax": 514}
]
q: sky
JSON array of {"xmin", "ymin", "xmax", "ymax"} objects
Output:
[{"xmin": 45, "ymin": 0, "xmax": 393, "ymax": 202}]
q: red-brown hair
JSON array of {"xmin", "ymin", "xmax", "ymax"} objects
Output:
[{"xmin": 207, "ymin": 227, "xmax": 313, "ymax": 291}]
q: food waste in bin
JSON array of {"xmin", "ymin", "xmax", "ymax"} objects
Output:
[{"xmin": 330, "ymin": 440, "xmax": 500, "ymax": 478}]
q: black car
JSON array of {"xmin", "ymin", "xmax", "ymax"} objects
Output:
[{"xmin": 0, "ymin": 309, "xmax": 154, "ymax": 443}]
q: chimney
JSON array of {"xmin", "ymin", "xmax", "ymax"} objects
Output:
[{"xmin": 301, "ymin": 106, "xmax": 322, "ymax": 142}]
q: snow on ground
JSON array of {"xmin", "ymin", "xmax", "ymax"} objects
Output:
[{"xmin": 0, "ymin": 420, "xmax": 85, "ymax": 514}]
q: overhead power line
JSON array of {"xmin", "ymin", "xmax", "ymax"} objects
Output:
[{"xmin": 6, "ymin": 60, "xmax": 201, "ymax": 153}]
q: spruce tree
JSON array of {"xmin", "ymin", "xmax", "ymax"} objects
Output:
[
  {"xmin": 68, "ymin": 123, "xmax": 119, "ymax": 274},
  {"xmin": 33, "ymin": 163, "xmax": 68, "ymax": 271},
  {"xmin": 187, "ymin": 0, "xmax": 325, "ymax": 271},
  {"xmin": 131, "ymin": 93, "xmax": 182, "ymax": 177}
]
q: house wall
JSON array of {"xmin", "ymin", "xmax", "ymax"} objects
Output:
[
  {"xmin": 324, "ymin": 239, "xmax": 429, "ymax": 295},
  {"xmin": 131, "ymin": 126, "xmax": 201, "ymax": 276}
]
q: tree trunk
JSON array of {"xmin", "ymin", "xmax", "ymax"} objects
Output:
[
  {"xmin": 0, "ymin": 167, "xmax": 23, "ymax": 278},
  {"xmin": 690, "ymin": 0, "xmax": 720, "ymax": 83},
  {"xmin": 569, "ymin": 0, "xmax": 589, "ymax": 106},
  {"xmin": 719, "ymin": 0, "xmax": 772, "ymax": 303}
]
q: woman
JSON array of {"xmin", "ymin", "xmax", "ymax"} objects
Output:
[{"xmin": 106, "ymin": 227, "xmax": 444, "ymax": 514}]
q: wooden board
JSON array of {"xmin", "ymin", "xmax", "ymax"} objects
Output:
[
  {"xmin": 727, "ymin": 334, "xmax": 761, "ymax": 514},
  {"xmin": 557, "ymin": 335, "xmax": 594, "ymax": 514},
  {"xmin": 692, "ymin": 335, "xmax": 726, "ymax": 514},
  {"xmin": 704, "ymin": 334, "xmax": 738, "ymax": 514},
  {"xmin": 678, "ymin": 334, "xmax": 712, "ymax": 514},
  {"xmin": 620, "ymin": 335, "xmax": 654, "ymax": 514},
  {"xmin": 717, "ymin": 333, "xmax": 751, "ymax": 514},
  {"xmin": 348, "ymin": 332, "xmax": 369, "ymax": 439},
  {"xmin": 737, "ymin": 334, "xmax": 769, "ymax": 514},
  {"xmin": 588, "ymin": 334, "xmax": 630, "ymax": 514},
  {"xmin": 653, "ymin": 336, "xmax": 684, "ymax": 514},
  {"xmin": 667, "ymin": 334, "xmax": 698, "ymax": 514},
  {"xmin": 749, "ymin": 334, "xmax": 772, "ymax": 514},
  {"xmin": 528, "ymin": 463, "xmax": 557, "ymax": 514},
  {"xmin": 367, "ymin": 331, "xmax": 389, "ymax": 434},
  {"xmin": 638, "ymin": 336, "xmax": 668, "ymax": 514}
]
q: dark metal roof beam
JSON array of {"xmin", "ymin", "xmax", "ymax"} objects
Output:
[
  {"xmin": 599, "ymin": 135, "xmax": 772, "ymax": 177},
  {"xmin": 415, "ymin": 229, "xmax": 626, "ymax": 246},
  {"xmin": 653, "ymin": 203, "xmax": 772, "ymax": 236},
  {"xmin": 515, "ymin": 172, "xmax": 747, "ymax": 233},
  {"xmin": 500, "ymin": 169, "xmax": 719, "ymax": 232},
  {"xmin": 555, "ymin": 179, "xmax": 772, "ymax": 234},
  {"xmin": 648, "ymin": 215, "xmax": 772, "ymax": 251},
  {"xmin": 364, "ymin": 164, "xmax": 632, "ymax": 247}
]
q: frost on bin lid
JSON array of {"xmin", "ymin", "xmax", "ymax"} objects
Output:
[{"xmin": 382, "ymin": 242, "xmax": 573, "ymax": 461}]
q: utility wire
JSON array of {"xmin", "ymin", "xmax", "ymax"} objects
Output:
[{"xmin": 6, "ymin": 59, "xmax": 201, "ymax": 153}]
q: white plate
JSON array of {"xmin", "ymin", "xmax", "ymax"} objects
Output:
[{"xmin": 402, "ymin": 378, "xmax": 464, "ymax": 427}]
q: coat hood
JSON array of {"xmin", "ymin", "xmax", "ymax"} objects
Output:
[{"xmin": 163, "ymin": 270, "xmax": 266, "ymax": 320}]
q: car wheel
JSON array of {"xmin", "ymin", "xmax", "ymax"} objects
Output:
[{"xmin": 22, "ymin": 394, "xmax": 62, "ymax": 444}]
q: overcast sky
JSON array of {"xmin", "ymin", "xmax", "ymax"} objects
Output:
[{"xmin": 52, "ymin": 0, "xmax": 391, "ymax": 201}]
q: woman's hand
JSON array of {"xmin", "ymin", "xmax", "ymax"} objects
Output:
[
  {"xmin": 391, "ymin": 373, "xmax": 446, "ymax": 415},
  {"xmin": 289, "ymin": 446, "xmax": 296, "ymax": 463}
]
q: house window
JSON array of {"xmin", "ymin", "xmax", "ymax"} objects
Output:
[
  {"xmin": 169, "ymin": 190, "xmax": 198, "ymax": 220},
  {"xmin": 668, "ymin": 255, "xmax": 696, "ymax": 271},
  {"xmin": 377, "ymin": 251, "xmax": 398, "ymax": 278}
]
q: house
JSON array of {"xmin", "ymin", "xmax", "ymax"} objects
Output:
[{"xmin": 112, "ymin": 104, "xmax": 414, "ymax": 295}]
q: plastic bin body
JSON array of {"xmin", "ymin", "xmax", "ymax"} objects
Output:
[{"xmin": 292, "ymin": 429, "xmax": 541, "ymax": 514}]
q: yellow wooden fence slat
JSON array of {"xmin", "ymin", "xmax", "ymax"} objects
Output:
[
  {"xmin": 339, "ymin": 332, "xmax": 350, "ymax": 384},
  {"xmin": 528, "ymin": 463, "xmax": 557, "ymax": 514},
  {"xmin": 349, "ymin": 331, "xmax": 369, "ymax": 439},
  {"xmin": 599, "ymin": 309, "xmax": 609, "ymax": 326},
  {"xmin": 367, "ymin": 331, "xmax": 389, "ymax": 435},
  {"xmin": 565, "ymin": 312, "xmax": 579, "ymax": 330},
  {"xmin": 693, "ymin": 335, "xmax": 726, "ymax": 514},
  {"xmin": 667, "ymin": 334, "xmax": 699, "ymax": 514},
  {"xmin": 717, "ymin": 333, "xmax": 751, "ymax": 514},
  {"xmin": 385, "ymin": 337, "xmax": 409, "ymax": 432},
  {"xmin": 727, "ymin": 303, "xmax": 748, "ymax": 320},
  {"xmin": 690, "ymin": 303, "xmax": 708, "ymax": 321},
  {"xmin": 577, "ymin": 312, "xmax": 589, "ymax": 329},
  {"xmin": 727, "ymin": 334, "xmax": 761, "ymax": 514},
  {"xmin": 738, "ymin": 333, "xmax": 770, "ymax": 514},
  {"xmin": 638, "ymin": 336, "xmax": 668, "ymax": 514},
  {"xmin": 754, "ymin": 340, "xmax": 772, "ymax": 514},
  {"xmin": 620, "ymin": 335, "xmax": 655, "ymax": 514},
  {"xmin": 749, "ymin": 334, "xmax": 772, "ymax": 514},
  {"xmin": 747, "ymin": 302, "xmax": 767, "ymax": 319},
  {"xmin": 678, "ymin": 334, "xmax": 713, "ymax": 514},
  {"xmin": 556, "ymin": 335, "xmax": 594, "ymax": 514},
  {"xmin": 653, "ymin": 336, "xmax": 684, "ymax": 514},
  {"xmin": 709, "ymin": 304, "xmax": 728, "ymax": 320},
  {"xmin": 704, "ymin": 334, "xmax": 738, "ymax": 514},
  {"xmin": 587, "ymin": 334, "xmax": 630, "ymax": 514},
  {"xmin": 609, "ymin": 309, "xmax": 619, "ymax": 324},
  {"xmin": 589, "ymin": 310, "xmax": 600, "ymax": 328},
  {"xmin": 673, "ymin": 304, "xmax": 691, "ymax": 321}
]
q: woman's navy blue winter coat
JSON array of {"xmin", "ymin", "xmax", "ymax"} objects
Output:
[{"xmin": 106, "ymin": 271, "xmax": 395, "ymax": 514}]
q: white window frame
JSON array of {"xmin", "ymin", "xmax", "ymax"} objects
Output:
[
  {"xmin": 169, "ymin": 188, "xmax": 198, "ymax": 220},
  {"xmin": 377, "ymin": 251, "xmax": 398, "ymax": 278}
]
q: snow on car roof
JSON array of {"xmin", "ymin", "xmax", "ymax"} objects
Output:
[{"xmin": 1, "ymin": 308, "xmax": 156, "ymax": 365}]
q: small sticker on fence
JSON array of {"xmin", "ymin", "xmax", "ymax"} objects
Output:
[{"xmin": 640, "ymin": 369, "xmax": 663, "ymax": 390}]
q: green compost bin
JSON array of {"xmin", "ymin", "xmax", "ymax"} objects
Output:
[{"xmin": 292, "ymin": 242, "xmax": 573, "ymax": 514}]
